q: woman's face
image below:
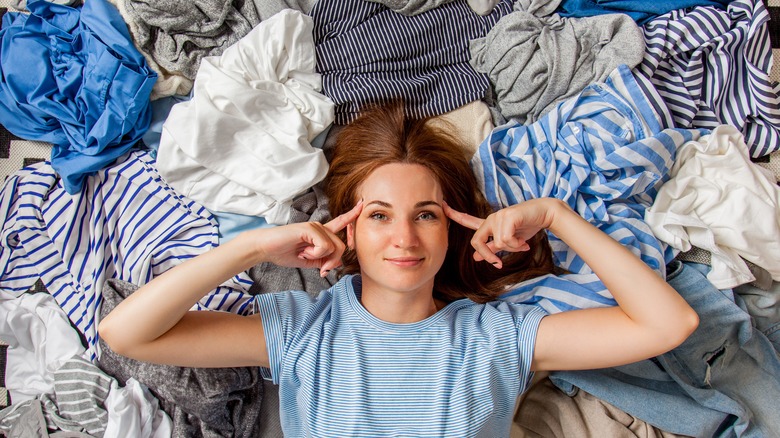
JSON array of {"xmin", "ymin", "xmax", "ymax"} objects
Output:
[{"xmin": 348, "ymin": 163, "xmax": 449, "ymax": 298}]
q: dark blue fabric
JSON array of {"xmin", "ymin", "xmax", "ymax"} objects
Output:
[
  {"xmin": 556, "ymin": 0, "xmax": 732, "ymax": 24},
  {"xmin": 311, "ymin": 0, "xmax": 514, "ymax": 124},
  {"xmin": 0, "ymin": 0, "xmax": 156, "ymax": 193}
]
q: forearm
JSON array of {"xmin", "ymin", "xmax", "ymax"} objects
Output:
[
  {"xmin": 98, "ymin": 228, "xmax": 268, "ymax": 351},
  {"xmin": 547, "ymin": 200, "xmax": 697, "ymax": 334}
]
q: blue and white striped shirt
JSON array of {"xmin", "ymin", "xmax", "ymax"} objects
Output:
[
  {"xmin": 255, "ymin": 275, "xmax": 546, "ymax": 437},
  {"xmin": 633, "ymin": 0, "xmax": 780, "ymax": 158},
  {"xmin": 472, "ymin": 65, "xmax": 704, "ymax": 313},
  {"xmin": 0, "ymin": 151, "xmax": 253, "ymax": 358}
]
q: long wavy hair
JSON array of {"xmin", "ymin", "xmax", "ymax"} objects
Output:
[{"xmin": 324, "ymin": 101, "xmax": 557, "ymax": 304}]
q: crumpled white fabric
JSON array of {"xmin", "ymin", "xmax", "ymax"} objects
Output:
[
  {"xmin": 104, "ymin": 378, "xmax": 172, "ymax": 438},
  {"xmin": 646, "ymin": 125, "xmax": 780, "ymax": 288},
  {"xmin": 0, "ymin": 293, "xmax": 85, "ymax": 403},
  {"xmin": 156, "ymin": 9, "xmax": 334, "ymax": 225}
]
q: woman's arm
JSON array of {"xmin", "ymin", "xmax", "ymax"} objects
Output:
[
  {"xmin": 98, "ymin": 202, "xmax": 362, "ymax": 368},
  {"xmin": 445, "ymin": 198, "xmax": 698, "ymax": 371}
]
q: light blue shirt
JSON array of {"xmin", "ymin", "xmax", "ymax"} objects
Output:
[{"xmin": 255, "ymin": 275, "xmax": 546, "ymax": 437}]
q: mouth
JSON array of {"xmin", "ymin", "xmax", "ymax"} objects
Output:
[{"xmin": 385, "ymin": 257, "xmax": 424, "ymax": 267}]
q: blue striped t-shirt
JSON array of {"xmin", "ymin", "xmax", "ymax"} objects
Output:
[{"xmin": 255, "ymin": 275, "xmax": 546, "ymax": 437}]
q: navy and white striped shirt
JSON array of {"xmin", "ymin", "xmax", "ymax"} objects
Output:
[
  {"xmin": 472, "ymin": 65, "xmax": 704, "ymax": 313},
  {"xmin": 255, "ymin": 275, "xmax": 546, "ymax": 437},
  {"xmin": 0, "ymin": 151, "xmax": 253, "ymax": 358},
  {"xmin": 311, "ymin": 0, "xmax": 514, "ymax": 124},
  {"xmin": 633, "ymin": 0, "xmax": 780, "ymax": 158}
]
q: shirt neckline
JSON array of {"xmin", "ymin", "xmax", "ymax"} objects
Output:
[{"xmin": 342, "ymin": 275, "xmax": 471, "ymax": 333}]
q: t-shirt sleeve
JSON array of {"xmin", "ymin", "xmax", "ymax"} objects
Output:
[
  {"xmin": 509, "ymin": 304, "xmax": 547, "ymax": 395},
  {"xmin": 254, "ymin": 290, "xmax": 329, "ymax": 384}
]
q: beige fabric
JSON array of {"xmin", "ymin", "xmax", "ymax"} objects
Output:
[
  {"xmin": 512, "ymin": 377, "xmax": 689, "ymax": 438},
  {"xmin": 426, "ymin": 100, "xmax": 495, "ymax": 158}
]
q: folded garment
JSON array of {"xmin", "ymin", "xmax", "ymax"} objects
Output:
[{"xmin": 0, "ymin": 0, "xmax": 156, "ymax": 194}]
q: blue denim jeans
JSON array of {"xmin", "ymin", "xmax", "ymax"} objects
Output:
[
  {"xmin": 550, "ymin": 261, "xmax": 780, "ymax": 437},
  {"xmin": 734, "ymin": 280, "xmax": 780, "ymax": 353}
]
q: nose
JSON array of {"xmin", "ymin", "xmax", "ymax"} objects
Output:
[{"xmin": 392, "ymin": 218, "xmax": 420, "ymax": 249}]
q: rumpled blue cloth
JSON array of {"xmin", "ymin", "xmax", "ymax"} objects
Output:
[
  {"xmin": 0, "ymin": 0, "xmax": 156, "ymax": 193},
  {"xmin": 476, "ymin": 65, "xmax": 704, "ymax": 312},
  {"xmin": 550, "ymin": 261, "xmax": 780, "ymax": 437},
  {"xmin": 556, "ymin": 0, "xmax": 732, "ymax": 24}
]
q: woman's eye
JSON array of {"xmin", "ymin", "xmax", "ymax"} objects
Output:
[
  {"xmin": 369, "ymin": 212, "xmax": 387, "ymax": 221},
  {"xmin": 417, "ymin": 211, "xmax": 437, "ymax": 221}
]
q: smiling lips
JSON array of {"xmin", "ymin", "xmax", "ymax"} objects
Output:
[{"xmin": 385, "ymin": 257, "xmax": 424, "ymax": 267}]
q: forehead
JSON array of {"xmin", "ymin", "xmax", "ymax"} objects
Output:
[{"xmin": 359, "ymin": 163, "xmax": 442, "ymax": 202}]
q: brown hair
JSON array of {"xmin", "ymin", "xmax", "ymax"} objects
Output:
[{"xmin": 324, "ymin": 101, "xmax": 557, "ymax": 304}]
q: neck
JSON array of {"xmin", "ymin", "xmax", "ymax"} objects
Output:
[{"xmin": 359, "ymin": 281, "xmax": 441, "ymax": 323}]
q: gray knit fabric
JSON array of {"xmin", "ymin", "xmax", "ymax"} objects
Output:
[
  {"xmin": 469, "ymin": 0, "xmax": 645, "ymax": 124},
  {"xmin": 0, "ymin": 400, "xmax": 94, "ymax": 438},
  {"xmin": 247, "ymin": 184, "xmax": 337, "ymax": 297},
  {"xmin": 0, "ymin": 356, "xmax": 110, "ymax": 437},
  {"xmin": 116, "ymin": 0, "xmax": 317, "ymax": 81},
  {"xmin": 97, "ymin": 278, "xmax": 264, "ymax": 438},
  {"xmin": 39, "ymin": 357, "xmax": 111, "ymax": 436}
]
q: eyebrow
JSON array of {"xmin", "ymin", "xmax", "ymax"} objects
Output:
[{"xmin": 366, "ymin": 200, "xmax": 441, "ymax": 209}]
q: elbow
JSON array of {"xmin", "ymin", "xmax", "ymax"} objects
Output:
[
  {"xmin": 667, "ymin": 308, "xmax": 699, "ymax": 351},
  {"xmin": 98, "ymin": 317, "xmax": 133, "ymax": 357},
  {"xmin": 682, "ymin": 308, "xmax": 700, "ymax": 339}
]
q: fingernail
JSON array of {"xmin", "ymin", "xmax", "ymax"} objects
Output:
[{"xmin": 321, "ymin": 269, "xmax": 330, "ymax": 277}]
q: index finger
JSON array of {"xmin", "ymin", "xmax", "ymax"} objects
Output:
[
  {"xmin": 443, "ymin": 201, "xmax": 484, "ymax": 231},
  {"xmin": 324, "ymin": 199, "xmax": 363, "ymax": 233}
]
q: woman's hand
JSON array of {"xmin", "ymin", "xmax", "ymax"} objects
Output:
[
  {"xmin": 257, "ymin": 200, "xmax": 363, "ymax": 277},
  {"xmin": 448, "ymin": 197, "xmax": 698, "ymax": 372},
  {"xmin": 444, "ymin": 198, "xmax": 566, "ymax": 268},
  {"xmin": 99, "ymin": 200, "xmax": 363, "ymax": 367}
]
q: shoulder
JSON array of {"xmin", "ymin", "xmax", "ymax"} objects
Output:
[
  {"xmin": 443, "ymin": 300, "xmax": 547, "ymax": 347},
  {"xmin": 253, "ymin": 275, "xmax": 355, "ymax": 325},
  {"xmin": 450, "ymin": 299, "xmax": 547, "ymax": 326}
]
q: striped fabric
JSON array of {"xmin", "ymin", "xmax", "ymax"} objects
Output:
[
  {"xmin": 0, "ymin": 151, "xmax": 253, "ymax": 358},
  {"xmin": 472, "ymin": 65, "xmax": 703, "ymax": 313},
  {"xmin": 256, "ymin": 275, "xmax": 546, "ymax": 437},
  {"xmin": 633, "ymin": 0, "xmax": 780, "ymax": 158},
  {"xmin": 40, "ymin": 356, "xmax": 112, "ymax": 435},
  {"xmin": 0, "ymin": 356, "xmax": 111, "ymax": 435},
  {"xmin": 310, "ymin": 0, "xmax": 514, "ymax": 124}
]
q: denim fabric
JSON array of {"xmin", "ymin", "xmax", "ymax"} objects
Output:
[
  {"xmin": 734, "ymin": 281, "xmax": 780, "ymax": 353},
  {"xmin": 551, "ymin": 261, "xmax": 780, "ymax": 437},
  {"xmin": 556, "ymin": 0, "xmax": 732, "ymax": 24}
]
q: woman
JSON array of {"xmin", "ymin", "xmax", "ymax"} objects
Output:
[{"xmin": 99, "ymin": 102, "xmax": 698, "ymax": 437}]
